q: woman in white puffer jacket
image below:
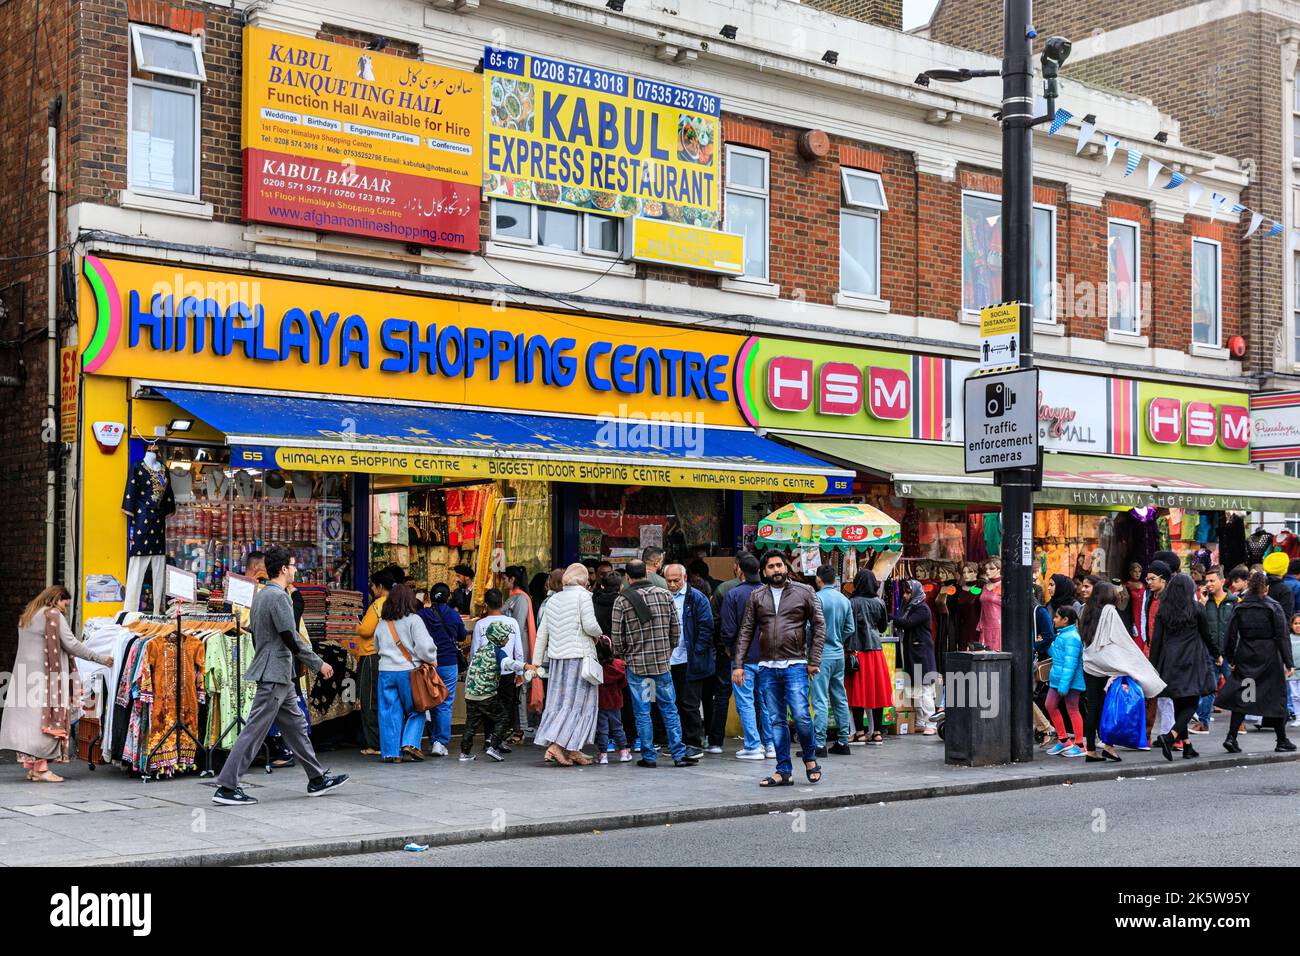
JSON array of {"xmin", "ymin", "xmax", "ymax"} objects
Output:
[{"xmin": 529, "ymin": 563, "xmax": 604, "ymax": 765}]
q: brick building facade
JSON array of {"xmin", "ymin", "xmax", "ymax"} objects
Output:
[
  {"xmin": 0, "ymin": 0, "xmax": 1255, "ymax": 667},
  {"xmin": 929, "ymin": 0, "xmax": 1300, "ymax": 384}
]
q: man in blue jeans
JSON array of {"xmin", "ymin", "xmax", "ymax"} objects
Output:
[
  {"xmin": 811, "ymin": 565, "xmax": 854, "ymax": 757},
  {"xmin": 734, "ymin": 551, "xmax": 826, "ymax": 786},
  {"xmin": 714, "ymin": 554, "xmax": 770, "ymax": 758},
  {"xmin": 1192, "ymin": 566, "xmax": 1234, "ymax": 734},
  {"xmin": 612, "ymin": 560, "xmax": 697, "ymax": 768}
]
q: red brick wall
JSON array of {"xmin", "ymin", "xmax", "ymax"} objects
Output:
[
  {"xmin": 0, "ymin": 0, "xmax": 75, "ymax": 666},
  {"xmin": 803, "ymin": 0, "xmax": 903, "ymax": 31}
]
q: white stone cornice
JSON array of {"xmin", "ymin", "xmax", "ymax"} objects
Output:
[
  {"xmin": 1066, "ymin": 181, "xmax": 1107, "ymax": 208},
  {"xmin": 913, "ymin": 150, "xmax": 957, "ymax": 181}
]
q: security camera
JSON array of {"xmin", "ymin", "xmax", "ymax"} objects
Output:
[{"xmin": 1041, "ymin": 35, "xmax": 1072, "ymax": 68}]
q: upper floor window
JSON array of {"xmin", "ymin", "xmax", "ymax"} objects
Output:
[
  {"xmin": 839, "ymin": 168, "xmax": 888, "ymax": 298},
  {"xmin": 960, "ymin": 192, "xmax": 1055, "ymax": 322},
  {"xmin": 1107, "ymin": 219, "xmax": 1141, "ymax": 334},
  {"xmin": 1293, "ymin": 72, "xmax": 1300, "ymax": 159},
  {"xmin": 490, "ymin": 199, "xmax": 621, "ymax": 257},
  {"xmin": 724, "ymin": 145, "xmax": 769, "ymax": 281},
  {"xmin": 1191, "ymin": 238, "xmax": 1221, "ymax": 346},
  {"xmin": 128, "ymin": 25, "xmax": 205, "ymax": 200}
]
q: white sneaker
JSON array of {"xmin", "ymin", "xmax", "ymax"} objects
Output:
[
  {"xmin": 430, "ymin": 741, "xmax": 448, "ymax": 757},
  {"xmin": 705, "ymin": 745, "xmax": 723, "ymax": 754},
  {"xmin": 597, "ymin": 753, "xmax": 609, "ymax": 764},
  {"xmin": 485, "ymin": 746, "xmax": 505, "ymax": 762},
  {"xmin": 765, "ymin": 745, "xmax": 777, "ymax": 759},
  {"xmin": 735, "ymin": 747, "xmax": 766, "ymax": 760},
  {"xmin": 618, "ymin": 749, "xmax": 633, "ymax": 762},
  {"xmin": 458, "ymin": 752, "xmax": 475, "ymax": 762}
]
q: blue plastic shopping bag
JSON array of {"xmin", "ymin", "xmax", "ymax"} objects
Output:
[{"xmin": 1099, "ymin": 676, "xmax": 1147, "ymax": 750}]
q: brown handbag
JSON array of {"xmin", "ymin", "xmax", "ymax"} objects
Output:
[{"xmin": 387, "ymin": 621, "xmax": 449, "ymax": 710}]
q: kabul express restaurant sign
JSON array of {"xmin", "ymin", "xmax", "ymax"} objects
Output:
[
  {"xmin": 242, "ymin": 27, "xmax": 481, "ymax": 250},
  {"xmin": 77, "ymin": 257, "xmax": 748, "ymax": 427},
  {"xmin": 482, "ymin": 47, "xmax": 722, "ymax": 227}
]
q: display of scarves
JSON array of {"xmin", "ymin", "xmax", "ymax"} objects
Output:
[
  {"xmin": 472, "ymin": 483, "xmax": 501, "ymax": 611},
  {"xmin": 499, "ymin": 480, "xmax": 552, "ymax": 577}
]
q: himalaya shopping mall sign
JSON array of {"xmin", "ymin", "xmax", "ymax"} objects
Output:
[{"xmin": 78, "ymin": 258, "xmax": 1251, "ymax": 463}]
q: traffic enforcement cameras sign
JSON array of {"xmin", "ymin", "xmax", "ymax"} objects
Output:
[{"xmin": 963, "ymin": 367, "xmax": 1040, "ymax": 473}]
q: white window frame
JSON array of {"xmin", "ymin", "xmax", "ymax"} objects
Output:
[
  {"xmin": 1293, "ymin": 252, "xmax": 1300, "ymax": 369},
  {"xmin": 488, "ymin": 198, "xmax": 621, "ymax": 259},
  {"xmin": 724, "ymin": 144, "xmax": 770, "ymax": 282},
  {"xmin": 1293, "ymin": 70, "xmax": 1300, "ymax": 163},
  {"xmin": 1107, "ymin": 217, "xmax": 1143, "ymax": 336},
  {"xmin": 126, "ymin": 76, "xmax": 202, "ymax": 202},
  {"xmin": 129, "ymin": 23, "xmax": 206, "ymax": 81},
  {"xmin": 958, "ymin": 191, "xmax": 1056, "ymax": 323},
  {"xmin": 839, "ymin": 168, "xmax": 887, "ymax": 300},
  {"xmin": 1190, "ymin": 237, "xmax": 1222, "ymax": 347}
]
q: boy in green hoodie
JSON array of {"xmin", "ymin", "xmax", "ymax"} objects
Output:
[{"xmin": 459, "ymin": 621, "xmax": 518, "ymax": 763}]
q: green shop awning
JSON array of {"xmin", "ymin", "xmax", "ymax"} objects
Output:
[{"xmin": 777, "ymin": 435, "xmax": 1300, "ymax": 513}]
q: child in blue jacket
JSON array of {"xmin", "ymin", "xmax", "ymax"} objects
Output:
[{"xmin": 1044, "ymin": 606, "xmax": 1087, "ymax": 757}]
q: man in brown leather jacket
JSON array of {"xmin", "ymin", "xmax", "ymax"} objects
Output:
[{"xmin": 733, "ymin": 552, "xmax": 827, "ymax": 786}]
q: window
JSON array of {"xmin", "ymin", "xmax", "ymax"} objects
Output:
[
  {"xmin": 1286, "ymin": 462, "xmax": 1300, "ymax": 534},
  {"xmin": 839, "ymin": 168, "xmax": 887, "ymax": 298},
  {"xmin": 1107, "ymin": 219, "xmax": 1141, "ymax": 334},
  {"xmin": 128, "ymin": 25, "xmax": 204, "ymax": 200},
  {"xmin": 1294, "ymin": 73, "xmax": 1300, "ymax": 160},
  {"xmin": 1294, "ymin": 254, "xmax": 1300, "ymax": 365},
  {"xmin": 960, "ymin": 193, "xmax": 1055, "ymax": 322},
  {"xmin": 489, "ymin": 199, "xmax": 621, "ymax": 257},
  {"xmin": 724, "ymin": 145, "xmax": 769, "ymax": 280},
  {"xmin": 1191, "ymin": 238, "xmax": 1221, "ymax": 346}
]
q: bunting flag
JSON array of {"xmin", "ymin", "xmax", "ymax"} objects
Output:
[
  {"xmin": 1047, "ymin": 108, "xmax": 1073, "ymax": 136},
  {"xmin": 1102, "ymin": 134, "xmax": 1121, "ymax": 165},
  {"xmin": 1146, "ymin": 158, "xmax": 1165, "ymax": 189},
  {"xmin": 1076, "ymin": 115, "xmax": 1097, "ymax": 155},
  {"xmin": 1048, "ymin": 102, "xmax": 1290, "ymax": 241},
  {"xmin": 1124, "ymin": 147, "xmax": 1143, "ymax": 177}
]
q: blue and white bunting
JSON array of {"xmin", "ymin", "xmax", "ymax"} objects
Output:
[
  {"xmin": 1102, "ymin": 135, "xmax": 1121, "ymax": 166},
  {"xmin": 1245, "ymin": 212, "xmax": 1265, "ymax": 238},
  {"xmin": 1187, "ymin": 181, "xmax": 1205, "ymax": 211},
  {"xmin": 1048, "ymin": 109, "xmax": 1073, "ymax": 136},
  {"xmin": 1124, "ymin": 147, "xmax": 1143, "ymax": 177},
  {"xmin": 1076, "ymin": 116, "xmax": 1097, "ymax": 155},
  {"xmin": 1146, "ymin": 159, "xmax": 1165, "ymax": 189},
  {"xmin": 1163, "ymin": 169, "xmax": 1186, "ymax": 189},
  {"xmin": 1267, "ymin": 222, "xmax": 1284, "ymax": 238},
  {"xmin": 1231, "ymin": 203, "xmax": 1246, "ymax": 215},
  {"xmin": 1209, "ymin": 193, "xmax": 1231, "ymax": 221}
]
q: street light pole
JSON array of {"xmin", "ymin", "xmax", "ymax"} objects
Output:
[{"xmin": 999, "ymin": 0, "xmax": 1038, "ymax": 763}]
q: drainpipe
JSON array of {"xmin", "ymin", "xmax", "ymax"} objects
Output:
[{"xmin": 46, "ymin": 95, "xmax": 61, "ymax": 587}]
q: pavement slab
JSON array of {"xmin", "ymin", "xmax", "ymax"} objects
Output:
[{"xmin": 1, "ymin": 731, "xmax": 1295, "ymax": 866}]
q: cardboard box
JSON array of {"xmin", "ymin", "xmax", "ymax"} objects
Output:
[{"xmin": 894, "ymin": 707, "xmax": 916, "ymax": 735}]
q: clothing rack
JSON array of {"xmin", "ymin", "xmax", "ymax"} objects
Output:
[
  {"xmin": 141, "ymin": 607, "xmax": 200, "ymax": 781},
  {"xmin": 200, "ymin": 615, "xmax": 271, "ymax": 778}
]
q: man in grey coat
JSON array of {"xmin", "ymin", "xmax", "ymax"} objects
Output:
[{"xmin": 212, "ymin": 547, "xmax": 349, "ymax": 805}]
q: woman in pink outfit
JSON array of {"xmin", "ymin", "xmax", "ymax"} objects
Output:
[{"xmin": 978, "ymin": 558, "xmax": 1003, "ymax": 651}]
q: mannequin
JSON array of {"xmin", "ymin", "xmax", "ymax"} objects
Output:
[
  {"xmin": 290, "ymin": 471, "xmax": 314, "ymax": 501},
  {"xmin": 122, "ymin": 444, "xmax": 175, "ymax": 614},
  {"xmin": 955, "ymin": 561, "xmax": 983, "ymax": 651},
  {"xmin": 976, "ymin": 557, "xmax": 1002, "ymax": 651},
  {"xmin": 233, "ymin": 469, "xmax": 255, "ymax": 500},
  {"xmin": 264, "ymin": 470, "xmax": 288, "ymax": 502},
  {"xmin": 1245, "ymin": 526, "xmax": 1274, "ymax": 566},
  {"xmin": 169, "ymin": 456, "xmax": 194, "ymax": 504},
  {"xmin": 206, "ymin": 468, "xmax": 229, "ymax": 500}
]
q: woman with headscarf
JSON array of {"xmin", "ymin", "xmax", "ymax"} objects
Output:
[
  {"xmin": 892, "ymin": 579, "xmax": 939, "ymax": 735},
  {"xmin": 846, "ymin": 570, "xmax": 893, "ymax": 744},
  {"xmin": 1150, "ymin": 573, "xmax": 1217, "ymax": 761},
  {"xmin": 1218, "ymin": 570, "xmax": 1296, "ymax": 754},
  {"xmin": 0, "ymin": 586, "xmax": 114, "ymax": 783},
  {"xmin": 1080, "ymin": 582, "xmax": 1166, "ymax": 762}
]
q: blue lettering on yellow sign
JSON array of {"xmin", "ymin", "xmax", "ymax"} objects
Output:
[{"xmin": 126, "ymin": 290, "xmax": 732, "ymax": 403}]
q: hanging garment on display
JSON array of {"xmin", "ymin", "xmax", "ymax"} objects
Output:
[
  {"xmin": 1246, "ymin": 528, "xmax": 1274, "ymax": 566},
  {"xmin": 122, "ymin": 458, "xmax": 175, "ymax": 556},
  {"xmin": 977, "ymin": 580, "xmax": 1002, "ymax": 650},
  {"xmin": 983, "ymin": 513, "xmax": 1003, "ymax": 556},
  {"xmin": 966, "ymin": 512, "xmax": 987, "ymax": 563},
  {"xmin": 169, "ymin": 465, "xmax": 194, "ymax": 504},
  {"xmin": 1156, "ymin": 514, "xmax": 1171, "ymax": 553},
  {"xmin": 1195, "ymin": 512, "xmax": 1218, "ymax": 545},
  {"xmin": 124, "ymin": 555, "xmax": 166, "ymax": 616},
  {"xmin": 203, "ymin": 630, "xmax": 256, "ymax": 750},
  {"xmin": 1097, "ymin": 515, "xmax": 1118, "ymax": 577},
  {"xmin": 1276, "ymin": 529, "xmax": 1300, "ymax": 560},
  {"xmin": 1218, "ymin": 514, "xmax": 1246, "ymax": 570},
  {"xmin": 1127, "ymin": 507, "xmax": 1158, "ymax": 570}
]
